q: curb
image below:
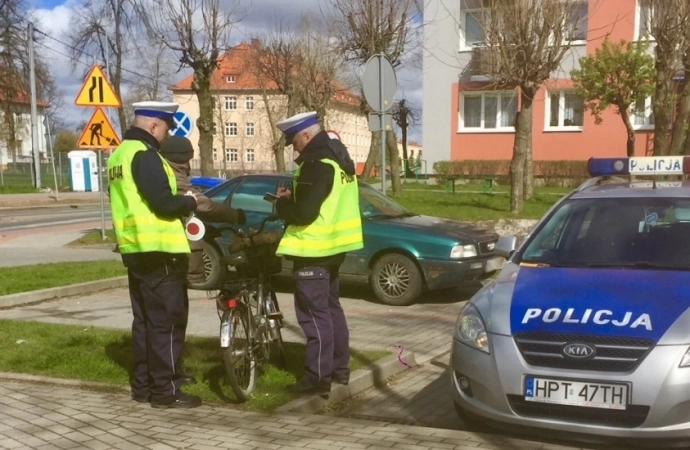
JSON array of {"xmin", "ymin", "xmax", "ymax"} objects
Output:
[
  {"xmin": 0, "ymin": 276, "xmax": 128, "ymax": 308},
  {"xmin": 275, "ymin": 350, "xmax": 417, "ymax": 414}
]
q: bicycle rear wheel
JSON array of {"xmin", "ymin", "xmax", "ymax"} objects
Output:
[
  {"xmin": 223, "ymin": 303, "xmax": 256, "ymax": 402},
  {"xmin": 265, "ymin": 289, "xmax": 286, "ymax": 368}
]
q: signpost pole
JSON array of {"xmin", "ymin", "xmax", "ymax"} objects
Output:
[
  {"xmin": 379, "ymin": 53, "xmax": 386, "ymax": 195},
  {"xmin": 98, "ymin": 148, "xmax": 106, "ymax": 240}
]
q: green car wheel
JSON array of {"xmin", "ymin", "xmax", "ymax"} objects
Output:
[{"xmin": 371, "ymin": 253, "xmax": 423, "ymax": 306}]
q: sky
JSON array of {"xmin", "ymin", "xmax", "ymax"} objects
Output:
[{"xmin": 28, "ymin": 0, "xmax": 424, "ymax": 144}]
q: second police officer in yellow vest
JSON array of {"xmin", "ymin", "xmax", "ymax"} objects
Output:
[
  {"xmin": 269, "ymin": 111, "xmax": 364, "ymax": 395},
  {"xmin": 108, "ymin": 101, "xmax": 202, "ymax": 409}
]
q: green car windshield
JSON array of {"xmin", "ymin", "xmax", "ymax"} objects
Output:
[{"xmin": 359, "ymin": 184, "xmax": 414, "ymax": 219}]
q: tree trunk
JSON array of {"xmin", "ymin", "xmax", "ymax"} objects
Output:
[
  {"xmin": 511, "ymin": 89, "xmax": 533, "ymax": 214},
  {"xmin": 653, "ymin": 51, "xmax": 673, "ymax": 156},
  {"xmin": 683, "ymin": 122, "xmax": 690, "ymax": 155},
  {"xmin": 620, "ymin": 105, "xmax": 636, "ymax": 157},
  {"xmin": 360, "ymin": 132, "xmax": 379, "ymax": 182},
  {"xmin": 193, "ymin": 69, "xmax": 214, "ymax": 177},
  {"xmin": 523, "ymin": 123, "xmax": 534, "ymax": 201},
  {"xmin": 386, "ymin": 129, "xmax": 401, "ymax": 197},
  {"xmin": 669, "ymin": 69, "xmax": 690, "ymax": 155}
]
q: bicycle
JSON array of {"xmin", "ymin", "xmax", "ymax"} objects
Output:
[{"xmin": 212, "ymin": 215, "xmax": 286, "ymax": 402}]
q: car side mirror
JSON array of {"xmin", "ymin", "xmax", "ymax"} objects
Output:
[{"xmin": 495, "ymin": 235, "xmax": 518, "ymax": 259}]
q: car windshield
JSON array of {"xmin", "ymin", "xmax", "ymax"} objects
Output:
[
  {"xmin": 519, "ymin": 197, "xmax": 690, "ymax": 270},
  {"xmin": 359, "ymin": 183, "xmax": 415, "ymax": 219}
]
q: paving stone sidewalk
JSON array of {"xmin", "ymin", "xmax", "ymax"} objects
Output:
[{"xmin": 0, "ymin": 380, "xmax": 589, "ymax": 450}]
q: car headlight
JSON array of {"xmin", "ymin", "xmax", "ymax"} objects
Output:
[
  {"xmin": 456, "ymin": 303, "xmax": 490, "ymax": 353},
  {"xmin": 680, "ymin": 347, "xmax": 690, "ymax": 368},
  {"xmin": 450, "ymin": 244, "xmax": 477, "ymax": 258}
]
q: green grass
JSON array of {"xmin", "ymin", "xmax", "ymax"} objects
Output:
[
  {"xmin": 0, "ymin": 185, "xmax": 40, "ymax": 194},
  {"xmin": 68, "ymin": 229, "xmax": 117, "ymax": 246},
  {"xmin": 0, "ymin": 319, "xmax": 390, "ymax": 411},
  {"xmin": 389, "ymin": 184, "xmax": 569, "ymax": 221},
  {"xmin": 0, "ymin": 261, "xmax": 126, "ymax": 295}
]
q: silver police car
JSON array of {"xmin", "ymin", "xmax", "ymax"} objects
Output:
[{"xmin": 451, "ymin": 156, "xmax": 690, "ymax": 445}]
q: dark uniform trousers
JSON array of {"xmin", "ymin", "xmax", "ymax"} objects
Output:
[
  {"xmin": 127, "ymin": 255, "xmax": 189, "ymax": 402},
  {"xmin": 293, "ymin": 262, "xmax": 350, "ymax": 384}
]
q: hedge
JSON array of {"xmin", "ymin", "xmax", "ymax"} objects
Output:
[{"xmin": 432, "ymin": 160, "xmax": 590, "ymax": 187}]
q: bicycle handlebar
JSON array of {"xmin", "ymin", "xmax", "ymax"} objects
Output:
[{"xmin": 218, "ymin": 214, "xmax": 281, "ymax": 239}]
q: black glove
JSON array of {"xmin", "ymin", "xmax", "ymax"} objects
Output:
[{"xmin": 236, "ymin": 208, "xmax": 247, "ymax": 225}]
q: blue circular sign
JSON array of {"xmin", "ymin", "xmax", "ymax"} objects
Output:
[{"xmin": 170, "ymin": 111, "xmax": 193, "ymax": 137}]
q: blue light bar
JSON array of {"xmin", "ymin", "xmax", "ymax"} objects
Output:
[{"xmin": 587, "ymin": 156, "xmax": 690, "ymax": 177}]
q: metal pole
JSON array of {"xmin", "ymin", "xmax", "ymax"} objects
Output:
[
  {"xmin": 28, "ymin": 22, "xmax": 41, "ymax": 188},
  {"xmin": 379, "ymin": 53, "xmax": 386, "ymax": 195},
  {"xmin": 46, "ymin": 116, "xmax": 59, "ymax": 200},
  {"xmin": 98, "ymin": 149, "xmax": 106, "ymax": 240}
]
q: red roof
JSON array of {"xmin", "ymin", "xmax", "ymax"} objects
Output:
[
  {"xmin": 0, "ymin": 88, "xmax": 49, "ymax": 108},
  {"xmin": 169, "ymin": 41, "xmax": 361, "ymax": 107}
]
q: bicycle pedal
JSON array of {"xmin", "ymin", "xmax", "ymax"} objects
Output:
[{"xmin": 267, "ymin": 312, "xmax": 283, "ymax": 320}]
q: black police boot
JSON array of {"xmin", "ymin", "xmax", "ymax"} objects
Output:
[
  {"xmin": 151, "ymin": 391, "xmax": 202, "ymax": 409},
  {"xmin": 131, "ymin": 392, "xmax": 150, "ymax": 403},
  {"xmin": 175, "ymin": 373, "xmax": 197, "ymax": 385},
  {"xmin": 332, "ymin": 375, "xmax": 349, "ymax": 386},
  {"xmin": 286, "ymin": 378, "xmax": 331, "ymax": 395}
]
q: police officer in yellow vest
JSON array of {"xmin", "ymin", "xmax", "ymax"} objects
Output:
[
  {"xmin": 108, "ymin": 101, "xmax": 201, "ymax": 409},
  {"xmin": 270, "ymin": 111, "xmax": 363, "ymax": 395}
]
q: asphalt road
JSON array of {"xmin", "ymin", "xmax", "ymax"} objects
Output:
[{"xmin": 0, "ymin": 204, "xmax": 110, "ymax": 233}]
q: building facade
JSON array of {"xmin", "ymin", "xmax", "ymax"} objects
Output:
[
  {"xmin": 423, "ymin": 0, "xmax": 655, "ymax": 168},
  {"xmin": 0, "ymin": 102, "xmax": 49, "ymax": 166},
  {"xmin": 170, "ymin": 43, "xmax": 371, "ymax": 174}
]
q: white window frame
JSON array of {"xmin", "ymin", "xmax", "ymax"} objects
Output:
[
  {"xmin": 246, "ymin": 122, "xmax": 255, "ymax": 137},
  {"xmin": 631, "ymin": 96, "xmax": 655, "ymax": 130},
  {"xmin": 458, "ymin": 91, "xmax": 517, "ymax": 133},
  {"xmin": 459, "ymin": 8, "xmax": 488, "ymax": 51},
  {"xmin": 634, "ymin": 0, "xmax": 656, "ymax": 41},
  {"xmin": 246, "ymin": 148, "xmax": 255, "ymax": 162},
  {"xmin": 225, "ymin": 122, "xmax": 237, "ymax": 137},
  {"xmin": 564, "ymin": 0, "xmax": 588, "ymax": 45},
  {"xmin": 245, "ymin": 96, "xmax": 254, "ymax": 110},
  {"xmin": 212, "ymin": 148, "xmax": 218, "ymax": 161},
  {"xmin": 545, "ymin": 90, "xmax": 585, "ymax": 132},
  {"xmin": 226, "ymin": 75, "xmax": 236, "ymax": 83},
  {"xmin": 224, "ymin": 96, "xmax": 237, "ymax": 110},
  {"xmin": 225, "ymin": 148, "xmax": 238, "ymax": 162}
]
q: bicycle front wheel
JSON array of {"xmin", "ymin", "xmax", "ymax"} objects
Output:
[{"xmin": 223, "ymin": 304, "xmax": 257, "ymax": 402}]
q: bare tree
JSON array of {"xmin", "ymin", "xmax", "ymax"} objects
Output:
[
  {"xmin": 330, "ymin": 0, "xmax": 417, "ymax": 197},
  {"xmin": 391, "ymin": 97, "xmax": 420, "ymax": 178},
  {"xmin": 292, "ymin": 16, "xmax": 346, "ymax": 124},
  {"xmin": 639, "ymin": 0, "xmax": 690, "ymax": 155},
  {"xmin": 0, "ymin": 0, "xmax": 57, "ymax": 164},
  {"xmin": 137, "ymin": 0, "xmax": 240, "ymax": 176},
  {"xmin": 69, "ymin": 0, "xmax": 138, "ymax": 136},
  {"xmin": 468, "ymin": 0, "xmax": 585, "ymax": 213},
  {"xmin": 121, "ymin": 42, "xmax": 178, "ymax": 122},
  {"xmin": 246, "ymin": 23, "xmax": 302, "ymax": 173}
]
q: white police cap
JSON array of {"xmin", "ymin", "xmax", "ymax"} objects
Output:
[
  {"xmin": 276, "ymin": 111, "xmax": 318, "ymax": 143},
  {"xmin": 132, "ymin": 101, "xmax": 179, "ymax": 121}
]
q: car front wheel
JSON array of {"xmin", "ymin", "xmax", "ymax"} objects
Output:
[{"xmin": 370, "ymin": 253, "xmax": 423, "ymax": 306}]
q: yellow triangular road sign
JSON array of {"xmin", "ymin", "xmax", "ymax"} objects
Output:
[
  {"xmin": 76, "ymin": 108, "xmax": 121, "ymax": 149},
  {"xmin": 74, "ymin": 65, "xmax": 122, "ymax": 107}
]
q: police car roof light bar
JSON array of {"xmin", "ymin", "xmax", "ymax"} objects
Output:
[{"xmin": 587, "ymin": 156, "xmax": 690, "ymax": 177}]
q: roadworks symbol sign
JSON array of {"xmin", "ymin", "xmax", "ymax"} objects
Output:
[
  {"xmin": 74, "ymin": 65, "xmax": 122, "ymax": 107},
  {"xmin": 77, "ymin": 107, "xmax": 121, "ymax": 149}
]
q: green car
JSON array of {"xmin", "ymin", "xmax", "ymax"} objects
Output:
[{"xmin": 193, "ymin": 174, "xmax": 502, "ymax": 306}]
